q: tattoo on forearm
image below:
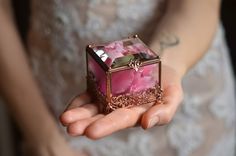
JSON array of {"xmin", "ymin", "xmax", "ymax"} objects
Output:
[{"xmin": 156, "ymin": 32, "xmax": 180, "ymax": 55}]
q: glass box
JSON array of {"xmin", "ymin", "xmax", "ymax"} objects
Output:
[{"xmin": 86, "ymin": 35, "xmax": 162, "ymax": 113}]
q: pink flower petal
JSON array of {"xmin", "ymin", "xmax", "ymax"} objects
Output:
[
  {"xmin": 111, "ymin": 70, "xmax": 135, "ymax": 95},
  {"xmin": 129, "ymin": 72, "xmax": 156, "ymax": 93},
  {"xmin": 104, "ymin": 41, "xmax": 124, "ymax": 60},
  {"xmin": 88, "ymin": 58, "xmax": 105, "ymax": 82},
  {"xmin": 141, "ymin": 64, "xmax": 156, "ymax": 77},
  {"xmin": 90, "ymin": 40, "xmax": 158, "ymax": 95},
  {"xmin": 98, "ymin": 69, "xmax": 135, "ymax": 95},
  {"xmin": 98, "ymin": 76, "xmax": 106, "ymax": 94}
]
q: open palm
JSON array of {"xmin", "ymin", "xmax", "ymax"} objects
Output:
[{"xmin": 60, "ymin": 64, "xmax": 183, "ymax": 139}]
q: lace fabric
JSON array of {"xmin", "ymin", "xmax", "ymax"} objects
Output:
[{"xmin": 28, "ymin": 0, "xmax": 235, "ymax": 155}]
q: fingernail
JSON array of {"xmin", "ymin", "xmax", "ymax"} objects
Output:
[{"xmin": 147, "ymin": 116, "xmax": 159, "ymax": 129}]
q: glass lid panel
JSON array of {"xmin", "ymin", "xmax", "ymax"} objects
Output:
[{"xmin": 92, "ymin": 37, "xmax": 158, "ymax": 69}]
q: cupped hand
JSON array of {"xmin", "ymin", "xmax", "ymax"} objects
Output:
[{"xmin": 60, "ymin": 64, "xmax": 183, "ymax": 140}]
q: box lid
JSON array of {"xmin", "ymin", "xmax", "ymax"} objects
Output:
[{"xmin": 86, "ymin": 35, "xmax": 160, "ymax": 73}]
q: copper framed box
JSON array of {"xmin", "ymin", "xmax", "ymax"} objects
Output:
[{"xmin": 86, "ymin": 35, "xmax": 162, "ymax": 113}]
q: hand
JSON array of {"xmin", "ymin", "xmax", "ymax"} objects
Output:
[
  {"xmin": 21, "ymin": 129, "xmax": 84, "ymax": 156},
  {"xmin": 60, "ymin": 64, "xmax": 183, "ymax": 139}
]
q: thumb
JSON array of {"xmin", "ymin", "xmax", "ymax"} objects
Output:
[{"xmin": 141, "ymin": 84, "xmax": 183, "ymax": 129}]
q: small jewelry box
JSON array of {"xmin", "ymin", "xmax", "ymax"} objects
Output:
[{"xmin": 86, "ymin": 35, "xmax": 162, "ymax": 113}]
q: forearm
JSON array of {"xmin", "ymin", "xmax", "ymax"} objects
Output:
[
  {"xmin": 151, "ymin": 0, "xmax": 220, "ymax": 77},
  {"xmin": 0, "ymin": 6, "xmax": 58, "ymax": 141}
]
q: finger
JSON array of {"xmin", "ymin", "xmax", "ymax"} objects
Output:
[
  {"xmin": 67, "ymin": 114, "xmax": 104, "ymax": 136},
  {"xmin": 65, "ymin": 92, "xmax": 91, "ymax": 110},
  {"xmin": 60, "ymin": 103, "xmax": 99, "ymax": 126},
  {"xmin": 141, "ymin": 84, "xmax": 183, "ymax": 129},
  {"xmin": 85, "ymin": 103, "xmax": 153, "ymax": 140}
]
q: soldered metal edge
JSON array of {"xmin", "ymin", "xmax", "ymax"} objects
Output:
[
  {"xmin": 87, "ymin": 72, "xmax": 163, "ymax": 114},
  {"xmin": 86, "ymin": 35, "xmax": 161, "ymax": 73}
]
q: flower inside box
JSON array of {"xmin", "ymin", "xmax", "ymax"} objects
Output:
[{"xmin": 86, "ymin": 35, "xmax": 162, "ymax": 113}]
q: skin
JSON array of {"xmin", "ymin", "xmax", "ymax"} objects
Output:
[
  {"xmin": 61, "ymin": 0, "xmax": 220, "ymax": 139},
  {"xmin": 0, "ymin": 0, "xmax": 220, "ymax": 155},
  {"xmin": 0, "ymin": 0, "xmax": 79, "ymax": 156}
]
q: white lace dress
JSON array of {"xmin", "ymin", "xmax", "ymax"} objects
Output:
[{"xmin": 27, "ymin": 0, "xmax": 236, "ymax": 156}]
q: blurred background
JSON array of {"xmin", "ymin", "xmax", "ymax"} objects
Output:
[
  {"xmin": 221, "ymin": 0, "xmax": 236, "ymax": 75},
  {"xmin": 0, "ymin": 0, "xmax": 236, "ymax": 156}
]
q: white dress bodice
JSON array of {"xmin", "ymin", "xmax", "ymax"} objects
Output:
[{"xmin": 27, "ymin": 0, "xmax": 235, "ymax": 156}]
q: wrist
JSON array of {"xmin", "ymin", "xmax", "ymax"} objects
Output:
[
  {"xmin": 149, "ymin": 36, "xmax": 187, "ymax": 79},
  {"xmin": 162, "ymin": 54, "xmax": 187, "ymax": 79}
]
